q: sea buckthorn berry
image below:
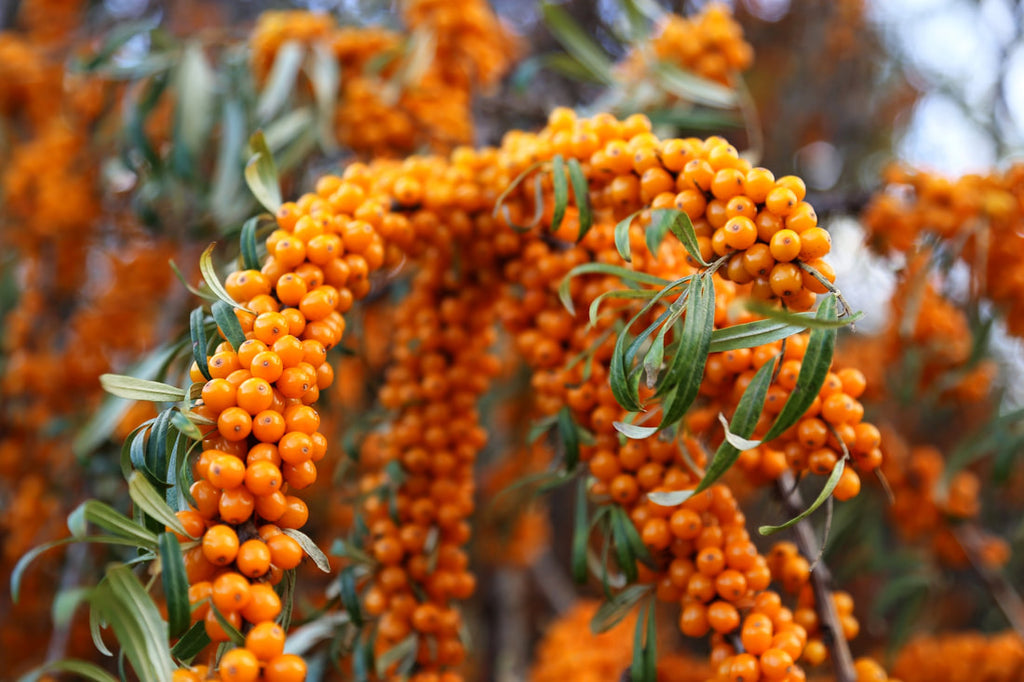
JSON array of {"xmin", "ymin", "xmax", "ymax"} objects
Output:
[
  {"xmin": 833, "ymin": 466, "xmax": 861, "ymax": 501},
  {"xmin": 744, "ymin": 167, "xmax": 776, "ymax": 203},
  {"xmin": 697, "ymin": 546, "xmax": 726, "ymax": 576},
  {"xmin": 171, "ymin": 510, "xmax": 205, "ymax": 541},
  {"xmin": 219, "ymin": 648, "xmax": 260, "ymax": 682},
  {"xmin": 278, "ymin": 431, "xmax": 314, "ymax": 464},
  {"xmin": 209, "ymin": 352, "xmax": 241, "ymax": 379},
  {"xmin": 264, "ymin": 654, "xmax": 307, "ymax": 682},
  {"xmin": 708, "ymin": 600, "xmax": 741, "ymax": 633},
  {"xmin": 246, "ymin": 622, "xmax": 286, "ymax": 661},
  {"xmin": 219, "ymin": 487, "xmax": 256, "ymax": 524},
  {"xmin": 217, "ymin": 407, "xmax": 252, "ymax": 442},
  {"xmin": 769, "ymin": 229, "xmax": 801, "ymax": 262},
  {"xmin": 253, "ymin": 312, "xmax": 290, "ymax": 345},
  {"xmin": 766, "ymin": 186, "xmax": 798, "ymax": 216},
  {"xmin": 212, "ymin": 572, "xmax": 251, "ymax": 613},
  {"xmin": 267, "ymin": 533, "xmax": 304, "ymax": 570},
  {"xmin": 208, "ymin": 453, "xmax": 246, "ymax": 489},
  {"xmin": 201, "ymin": 379, "xmax": 237, "ymax": 413},
  {"xmin": 278, "ymin": 496, "xmax": 309, "ymax": 529},
  {"xmin": 275, "ymin": 273, "xmax": 308, "ymax": 307},
  {"xmin": 283, "ymin": 460, "xmax": 317, "ymax": 489},
  {"xmin": 249, "ymin": 350, "xmax": 284, "ymax": 382},
  {"xmin": 801, "ymin": 258, "xmax": 834, "ymax": 294},
  {"xmin": 760, "ymin": 648, "xmax": 795, "ymax": 679},
  {"xmin": 769, "ymin": 263, "xmax": 803, "ymax": 298},
  {"xmin": 776, "ymin": 175, "xmax": 807, "ymax": 200},
  {"xmin": 786, "ymin": 202, "xmax": 817, "ymax": 232},
  {"xmin": 236, "ymin": 376, "xmax": 274, "ymax": 416},
  {"xmin": 277, "ymin": 367, "xmax": 312, "ymax": 399},
  {"xmin": 241, "ymin": 584, "xmax": 282, "ymax": 623},
  {"xmin": 729, "ymin": 652, "xmax": 759, "ymax": 682},
  {"xmin": 191, "ymin": 480, "xmax": 222, "ymax": 519},
  {"xmin": 711, "ymin": 168, "xmax": 745, "ymax": 200},
  {"xmin": 680, "ymin": 602, "xmax": 710, "ymax": 637},
  {"xmin": 798, "ymin": 227, "xmax": 831, "ymax": 260},
  {"xmin": 284, "ymin": 405, "xmax": 320, "ymax": 434},
  {"xmin": 252, "ymin": 410, "xmax": 287, "ymax": 443},
  {"xmin": 743, "ymin": 243, "xmax": 775, "ymax": 277},
  {"xmin": 237, "ymin": 539, "xmax": 272, "ymax": 578},
  {"xmin": 715, "ymin": 569, "xmax": 748, "ymax": 601},
  {"xmin": 202, "ymin": 525, "xmax": 239, "ymax": 566},
  {"xmin": 244, "ymin": 456, "xmax": 282, "ymax": 494},
  {"xmin": 255, "ymin": 491, "xmax": 288, "ymax": 521},
  {"xmin": 723, "ymin": 216, "xmax": 758, "ymax": 250},
  {"xmin": 173, "ymin": 669, "xmax": 201, "ymax": 682}
]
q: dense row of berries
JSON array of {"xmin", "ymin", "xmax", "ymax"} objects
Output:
[
  {"xmin": 171, "ymin": 173, "xmax": 400, "ymax": 679},
  {"xmin": 250, "ymin": 2, "xmax": 517, "ymax": 156},
  {"xmin": 617, "ymin": 3, "xmax": 753, "ymax": 87},
  {"xmin": 481, "ymin": 109, "xmax": 886, "ymax": 681},
  {"xmin": 862, "ymin": 164, "xmax": 1024, "ymax": 338}
]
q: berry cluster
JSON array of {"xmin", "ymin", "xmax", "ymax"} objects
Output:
[
  {"xmin": 250, "ymin": 2, "xmax": 517, "ymax": 157},
  {"xmin": 172, "ymin": 173, "xmax": 396, "ymax": 679},
  {"xmin": 617, "ymin": 3, "xmax": 753, "ymax": 87}
]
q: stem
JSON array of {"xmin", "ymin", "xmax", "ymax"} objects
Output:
[
  {"xmin": 954, "ymin": 523, "xmax": 1024, "ymax": 638},
  {"xmin": 531, "ymin": 550, "xmax": 577, "ymax": 615},
  {"xmin": 494, "ymin": 568, "xmax": 529, "ymax": 682},
  {"xmin": 775, "ymin": 470, "xmax": 855, "ymax": 682}
]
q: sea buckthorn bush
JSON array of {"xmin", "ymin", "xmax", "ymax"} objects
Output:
[{"xmin": 5, "ymin": 2, "xmax": 1024, "ymax": 682}]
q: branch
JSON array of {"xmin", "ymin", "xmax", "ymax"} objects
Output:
[
  {"xmin": 954, "ymin": 523, "xmax": 1024, "ymax": 638},
  {"xmin": 775, "ymin": 470, "xmax": 855, "ymax": 682}
]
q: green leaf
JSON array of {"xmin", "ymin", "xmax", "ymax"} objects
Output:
[
  {"xmin": 93, "ymin": 565, "xmax": 175, "ymax": 682},
  {"xmin": 12, "ymin": 536, "xmax": 143, "ymax": 603},
  {"xmin": 759, "ymin": 459, "xmax": 846, "ymax": 535},
  {"xmin": 642, "ymin": 598, "xmax": 657, "ymax": 682},
  {"xmin": 282, "ymin": 529, "xmax": 331, "ymax": 573},
  {"xmin": 211, "ymin": 300, "xmax": 246, "ymax": 351},
  {"xmin": 540, "ymin": 3, "xmax": 615, "ymax": 84},
  {"xmin": 264, "ymin": 107, "xmax": 316, "ymax": 155},
  {"xmin": 170, "ymin": 621, "xmax": 211, "ymax": 661},
  {"xmin": 613, "ymin": 421, "xmax": 658, "ymax": 440},
  {"xmin": 175, "ymin": 42, "xmax": 215, "ymax": 158},
  {"xmin": 100, "ymin": 374, "xmax": 185, "ymax": 403},
  {"xmin": 551, "ymin": 155, "xmax": 569, "ymax": 234},
  {"xmin": 209, "ymin": 604, "xmax": 246, "ymax": 645},
  {"xmin": 761, "ymin": 295, "xmax": 838, "ymax": 443},
  {"xmin": 68, "ymin": 500, "xmax": 159, "ymax": 548},
  {"xmin": 588, "ymin": 288, "xmax": 660, "ymax": 328},
  {"xmin": 210, "ymin": 96, "xmax": 248, "ymax": 226},
  {"xmin": 647, "ymin": 490, "xmax": 693, "ymax": 506},
  {"xmin": 53, "ymin": 587, "xmax": 92, "ymax": 627},
  {"xmin": 17, "ymin": 659, "xmax": 119, "ymax": 682},
  {"xmin": 240, "ymin": 215, "xmax": 269, "ymax": 271},
  {"xmin": 375, "ymin": 634, "xmax": 418, "ymax": 678},
  {"xmin": 642, "ymin": 332, "xmax": 664, "ymax": 389},
  {"xmin": 631, "ymin": 600, "xmax": 648, "ymax": 682},
  {"xmin": 158, "ymin": 533, "xmax": 190, "ymax": 638},
  {"xmin": 708, "ymin": 317, "xmax": 810, "ymax": 353},
  {"xmin": 540, "ymin": 52, "xmax": 604, "ymax": 82},
  {"xmin": 257, "ymin": 41, "xmax": 305, "ymax": 123},
  {"xmin": 245, "ymin": 130, "xmax": 282, "ymax": 213},
  {"xmin": 572, "ymin": 477, "xmax": 590, "ymax": 584},
  {"xmin": 199, "ymin": 243, "xmax": 248, "ymax": 312},
  {"xmin": 330, "ymin": 538, "xmax": 376, "ymax": 566},
  {"xmin": 651, "ymin": 61, "xmax": 737, "ymax": 108},
  {"xmin": 559, "ymin": 263, "xmax": 672, "ymax": 316},
  {"xmin": 610, "ymin": 307, "xmax": 673, "ymax": 413},
  {"xmin": 695, "ymin": 357, "xmax": 776, "ymax": 493},
  {"xmin": 718, "ymin": 412, "xmax": 762, "ymax": 451},
  {"xmin": 276, "ymin": 568, "xmax": 297, "ymax": 633},
  {"xmin": 658, "ymin": 274, "xmax": 715, "ymax": 428},
  {"xmin": 339, "ymin": 565, "xmax": 363, "ymax": 627},
  {"xmin": 650, "ymin": 208, "xmax": 708, "ymax": 266},
  {"xmin": 615, "ymin": 210, "xmax": 641, "ymax": 263},
  {"xmin": 612, "ymin": 505, "xmax": 653, "ymax": 569},
  {"xmin": 128, "ymin": 472, "xmax": 188, "ymax": 537},
  {"xmin": 589, "ymin": 584, "xmax": 651, "ymax": 634},
  {"xmin": 170, "ymin": 410, "xmax": 203, "ymax": 442},
  {"xmin": 189, "ymin": 307, "xmax": 212, "ymax": 382},
  {"xmin": 567, "ymin": 158, "xmax": 592, "ymax": 241},
  {"xmin": 746, "ymin": 300, "xmax": 862, "ymax": 329},
  {"xmin": 308, "ymin": 43, "xmax": 341, "ymax": 152},
  {"xmin": 557, "ymin": 406, "xmax": 581, "ymax": 470},
  {"xmin": 77, "ymin": 18, "xmax": 159, "ymax": 71}
]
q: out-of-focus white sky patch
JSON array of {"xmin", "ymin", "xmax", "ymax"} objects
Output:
[
  {"xmin": 823, "ymin": 217, "xmax": 895, "ymax": 336},
  {"xmin": 867, "ymin": 0, "xmax": 1024, "ymax": 174},
  {"xmin": 899, "ymin": 93, "xmax": 998, "ymax": 173}
]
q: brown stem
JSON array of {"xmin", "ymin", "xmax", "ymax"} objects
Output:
[
  {"xmin": 775, "ymin": 470, "xmax": 855, "ymax": 682},
  {"xmin": 954, "ymin": 523, "xmax": 1024, "ymax": 637}
]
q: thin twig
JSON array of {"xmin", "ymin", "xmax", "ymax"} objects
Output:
[
  {"xmin": 954, "ymin": 523, "xmax": 1024, "ymax": 638},
  {"xmin": 531, "ymin": 550, "xmax": 577, "ymax": 615},
  {"xmin": 776, "ymin": 470, "xmax": 855, "ymax": 682},
  {"xmin": 495, "ymin": 568, "xmax": 529, "ymax": 682}
]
